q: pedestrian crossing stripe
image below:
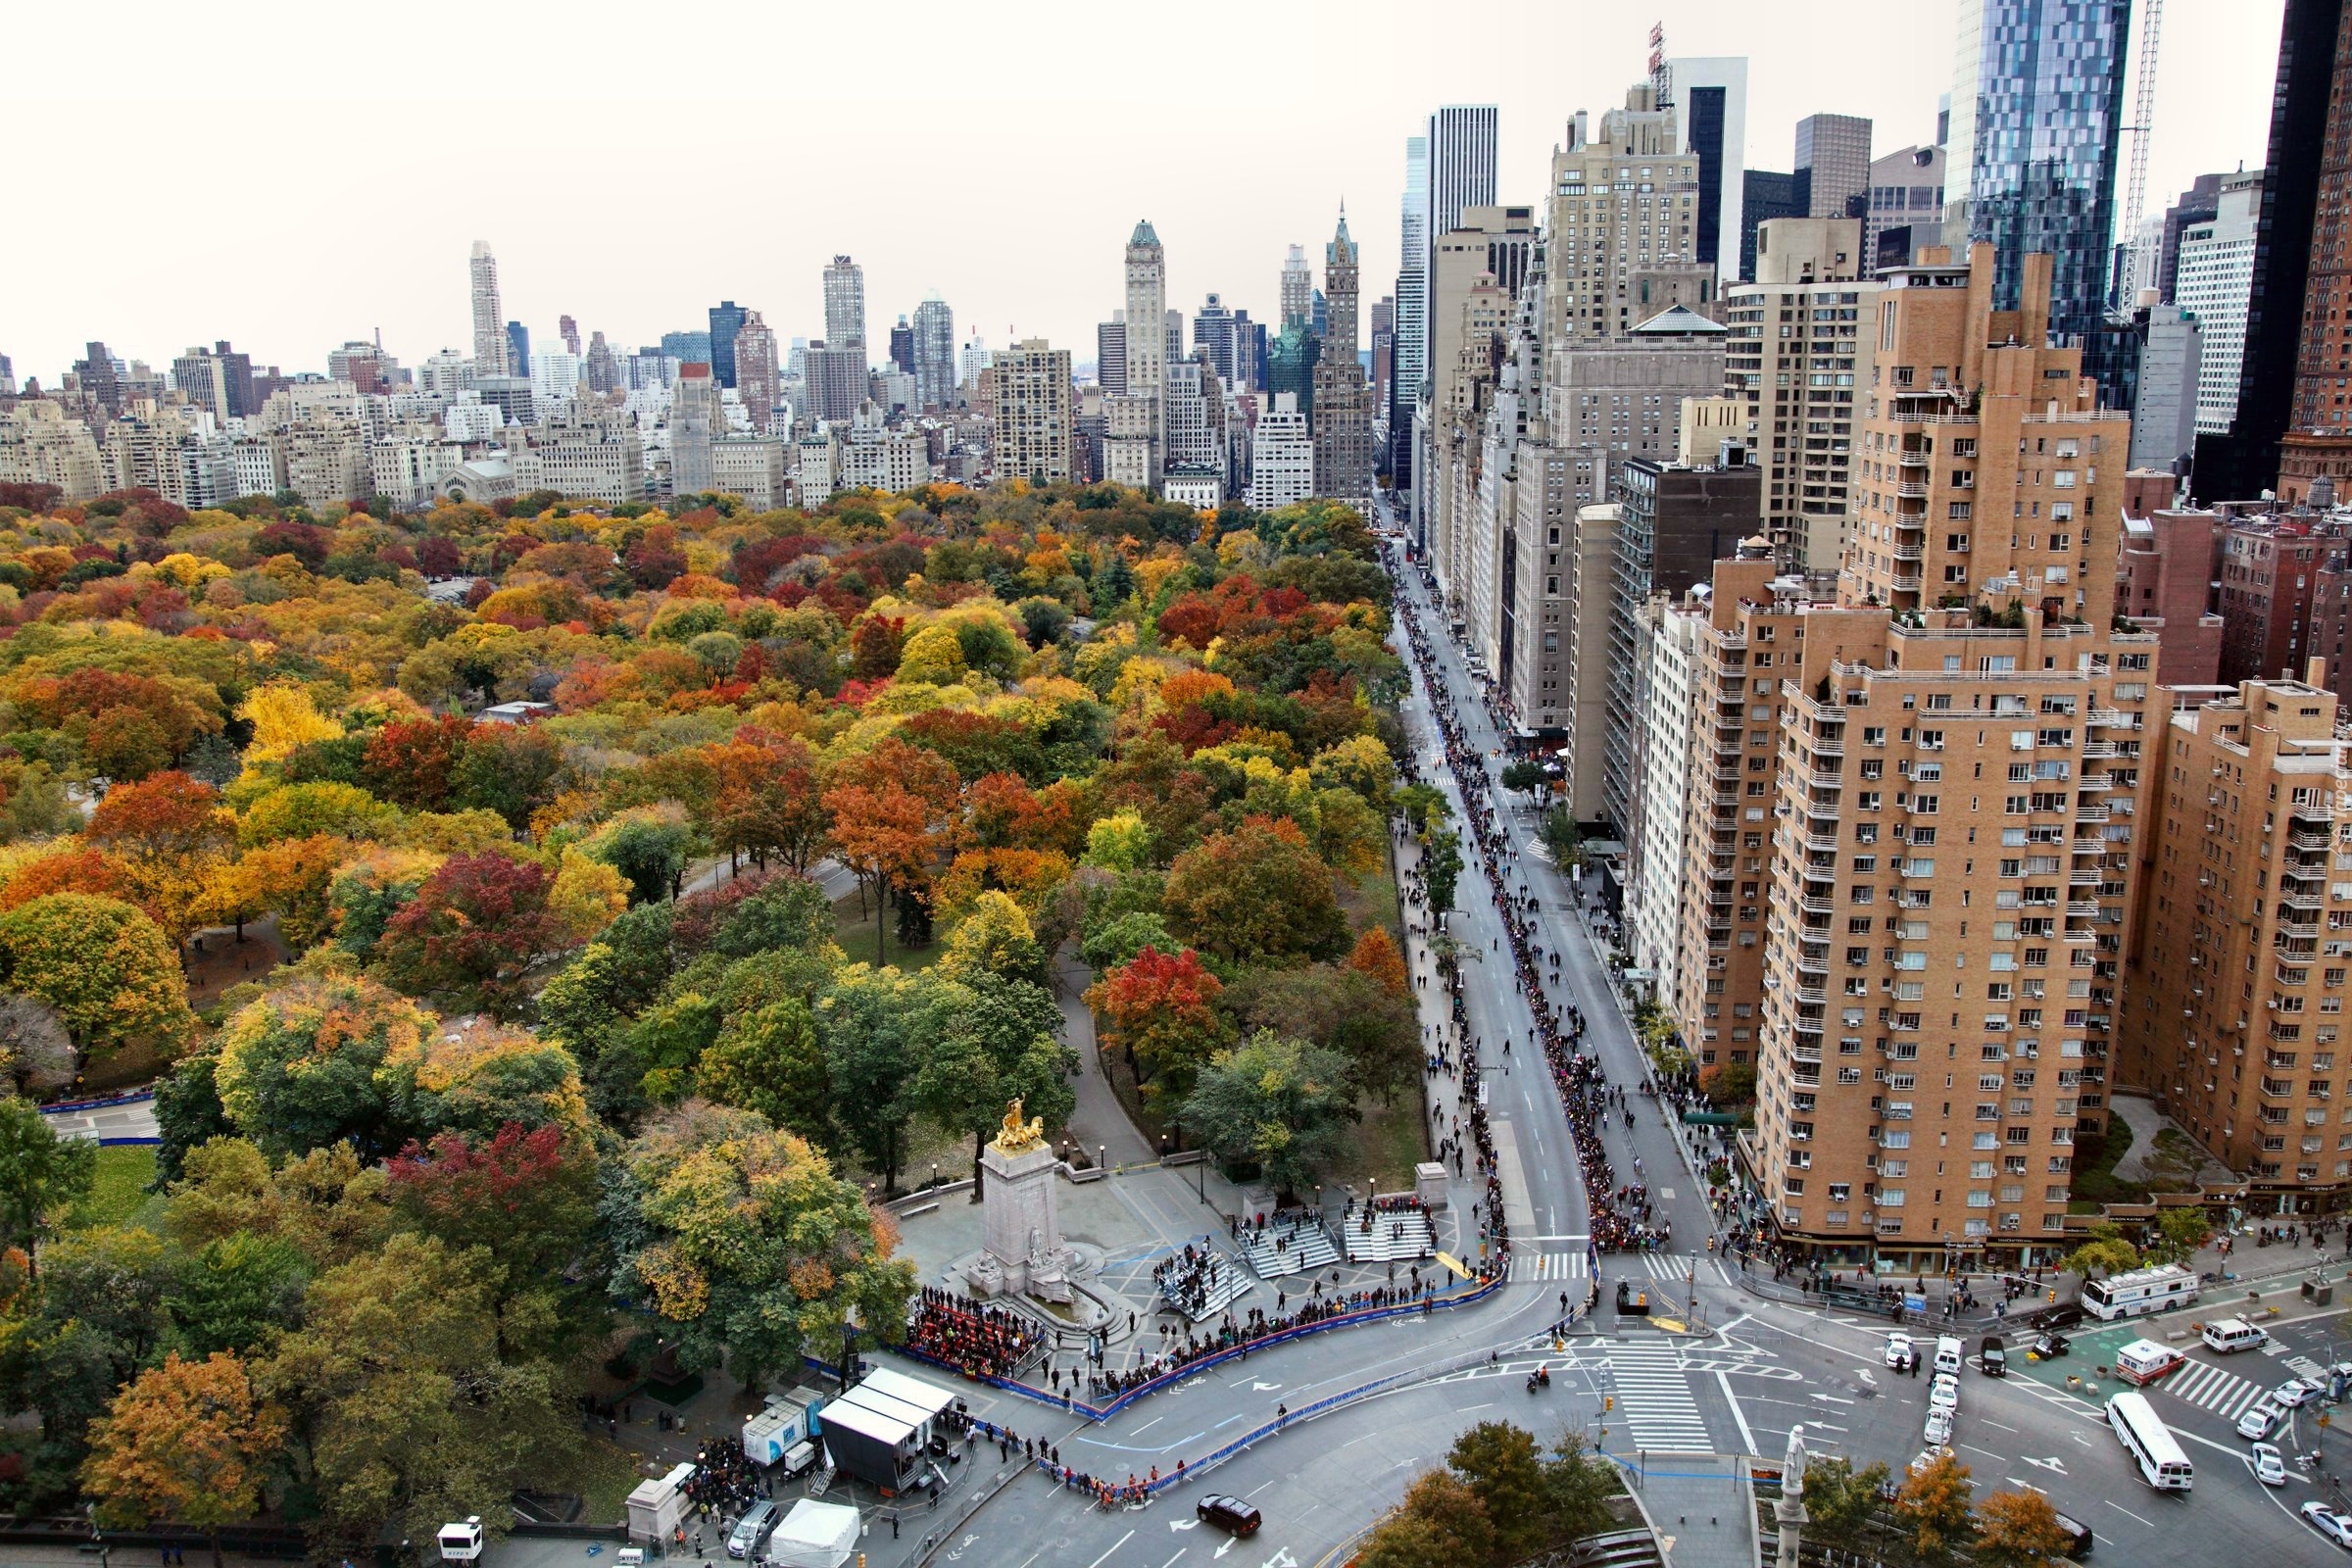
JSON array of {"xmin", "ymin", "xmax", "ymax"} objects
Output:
[
  {"xmin": 1511, "ymin": 1252, "xmax": 1589, "ymax": 1282},
  {"xmin": 2156, "ymin": 1356, "xmax": 2268, "ymax": 1421},
  {"xmin": 1601, "ymin": 1343, "xmax": 1713, "ymax": 1448}
]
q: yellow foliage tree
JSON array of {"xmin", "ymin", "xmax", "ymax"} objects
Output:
[{"xmin": 236, "ymin": 684, "xmax": 343, "ymax": 765}]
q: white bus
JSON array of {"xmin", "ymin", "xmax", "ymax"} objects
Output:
[
  {"xmin": 2107, "ymin": 1391, "xmax": 2193, "ymax": 1492},
  {"xmin": 2081, "ymin": 1262, "xmax": 2199, "ymax": 1321}
]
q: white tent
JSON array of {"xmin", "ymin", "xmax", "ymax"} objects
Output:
[{"xmin": 762, "ymin": 1499, "xmax": 860, "ymax": 1568}]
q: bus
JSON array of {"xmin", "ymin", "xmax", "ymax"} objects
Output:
[
  {"xmin": 2081, "ymin": 1262, "xmax": 2199, "ymax": 1321},
  {"xmin": 2107, "ymin": 1391, "xmax": 2193, "ymax": 1492}
]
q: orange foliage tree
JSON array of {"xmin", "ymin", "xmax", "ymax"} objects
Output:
[{"xmin": 80, "ymin": 1350, "xmax": 286, "ymax": 1568}]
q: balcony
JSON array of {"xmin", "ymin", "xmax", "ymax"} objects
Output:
[
  {"xmin": 1806, "ymin": 769, "xmax": 1844, "ymax": 791},
  {"xmin": 2290, "ymin": 830, "xmax": 2333, "ymax": 853},
  {"xmin": 1894, "ymin": 481, "xmax": 1928, "ymax": 499},
  {"xmin": 1891, "ymin": 544, "xmax": 1924, "ymax": 563},
  {"xmin": 1897, "ymin": 450, "xmax": 1929, "ymax": 469},
  {"xmin": 1800, "ymin": 895, "xmax": 1835, "ymax": 914},
  {"xmin": 2070, "ymin": 867, "xmax": 2100, "ymax": 886},
  {"xmin": 2076, "ymin": 806, "xmax": 2110, "ymax": 823},
  {"xmin": 1796, "ymin": 949, "xmax": 1831, "ymax": 976},
  {"xmin": 1889, "ymin": 572, "xmax": 1924, "ymax": 593},
  {"xmin": 1804, "ymin": 831, "xmax": 1840, "ymax": 853},
  {"xmin": 2291, "ymin": 798, "xmax": 2337, "ymax": 824},
  {"xmin": 2084, "ymin": 709, "xmax": 2128, "ymax": 729},
  {"xmin": 2278, "ymin": 915, "xmax": 2323, "ymax": 937}
]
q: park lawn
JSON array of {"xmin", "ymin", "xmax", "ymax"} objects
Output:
[
  {"xmin": 1349, "ymin": 1089, "xmax": 1432, "ymax": 1194},
  {"xmin": 831, "ymin": 888, "xmax": 947, "ymax": 974},
  {"xmin": 64, "ymin": 1145, "xmax": 165, "ymax": 1232},
  {"xmin": 1339, "ymin": 867, "xmax": 1404, "ymax": 949},
  {"xmin": 545, "ymin": 1436, "xmax": 651, "ymax": 1528}
]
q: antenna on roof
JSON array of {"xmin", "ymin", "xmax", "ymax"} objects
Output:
[{"xmin": 1649, "ymin": 22, "xmax": 1672, "ymax": 104}]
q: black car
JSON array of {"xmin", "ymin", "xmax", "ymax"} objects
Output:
[
  {"xmin": 2039, "ymin": 1302, "xmax": 2086, "ymax": 1329},
  {"xmin": 1197, "ymin": 1495, "xmax": 1262, "ymax": 1537},
  {"xmin": 1980, "ymin": 1335, "xmax": 2008, "ymax": 1377},
  {"xmin": 2034, "ymin": 1331, "xmax": 2073, "ymax": 1359},
  {"xmin": 2052, "ymin": 1510, "xmax": 2094, "ymax": 1559}
]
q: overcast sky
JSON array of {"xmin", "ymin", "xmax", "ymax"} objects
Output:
[{"xmin": 5, "ymin": 0, "xmax": 2282, "ymax": 386}]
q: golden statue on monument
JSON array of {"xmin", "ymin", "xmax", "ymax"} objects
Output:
[{"xmin": 991, "ymin": 1097, "xmax": 1047, "ymax": 1154}]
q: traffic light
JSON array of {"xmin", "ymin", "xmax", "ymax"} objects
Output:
[{"xmin": 1604, "ymin": 1396, "xmax": 1614, "ymax": 1412}]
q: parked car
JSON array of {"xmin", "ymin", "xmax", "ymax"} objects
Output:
[
  {"xmin": 1929, "ymin": 1373, "xmax": 1961, "ymax": 1413},
  {"xmin": 727, "ymin": 1499, "xmax": 782, "ymax": 1561},
  {"xmin": 2038, "ymin": 1301, "xmax": 2086, "ymax": 1330},
  {"xmin": 2238, "ymin": 1400, "xmax": 2284, "ymax": 1442},
  {"xmin": 2302, "ymin": 1500, "xmax": 2352, "ymax": 1549},
  {"xmin": 1909, "ymin": 1446, "xmax": 1955, "ymax": 1478},
  {"xmin": 1924, "ymin": 1405, "xmax": 1954, "ymax": 1446},
  {"xmin": 2275, "ymin": 1376, "xmax": 2327, "ymax": 1408},
  {"xmin": 1197, "ymin": 1495, "xmax": 1262, "ymax": 1537},
  {"xmin": 2032, "ymin": 1332, "xmax": 2073, "ymax": 1359},
  {"xmin": 2252, "ymin": 1443, "xmax": 2288, "ymax": 1487},
  {"xmin": 1886, "ymin": 1331, "xmax": 1917, "ymax": 1371}
]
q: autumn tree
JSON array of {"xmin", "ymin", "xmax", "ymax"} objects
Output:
[
  {"xmin": 1891, "ymin": 1450, "xmax": 1977, "ymax": 1564},
  {"xmin": 0, "ymin": 893, "xmax": 195, "ymax": 1053},
  {"xmin": 81, "ymin": 1351, "xmax": 286, "ymax": 1568},
  {"xmin": 1086, "ymin": 946, "xmax": 1228, "ymax": 1106},
  {"xmin": 214, "ymin": 976, "xmax": 433, "ymax": 1158},
  {"xmin": 85, "ymin": 770, "xmax": 235, "ymax": 956},
  {"xmin": 937, "ymin": 890, "xmax": 1053, "ymax": 991},
  {"xmin": 610, "ymin": 1102, "xmax": 916, "ymax": 1383},
  {"xmin": 710, "ymin": 737, "xmax": 830, "ymax": 872},
  {"xmin": 1797, "ymin": 1456, "xmax": 1891, "ymax": 1544},
  {"xmin": 376, "ymin": 852, "xmax": 566, "ymax": 1017},
  {"xmin": 362, "ymin": 714, "xmax": 474, "ymax": 811},
  {"xmin": 1356, "ymin": 1472, "xmax": 1496, "ymax": 1568},
  {"xmin": 1973, "ymin": 1488, "xmax": 2074, "ymax": 1568},
  {"xmin": 1162, "ymin": 816, "xmax": 1348, "ymax": 964},
  {"xmin": 2061, "ymin": 1222, "xmax": 2140, "ymax": 1281},
  {"xmin": 1347, "ymin": 926, "xmax": 1410, "ymax": 999}
]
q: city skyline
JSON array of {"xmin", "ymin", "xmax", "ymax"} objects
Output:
[{"xmin": 3, "ymin": 0, "xmax": 2278, "ymax": 385}]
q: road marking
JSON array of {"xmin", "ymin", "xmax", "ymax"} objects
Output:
[
  {"xmin": 2019, "ymin": 1455, "xmax": 2066, "ymax": 1473},
  {"xmin": 1160, "ymin": 1552, "xmax": 1188, "ymax": 1568},
  {"xmin": 2104, "ymin": 1500, "xmax": 2153, "ymax": 1529},
  {"xmin": 2007, "ymin": 1479, "xmax": 2046, "ymax": 1495},
  {"xmin": 1171, "ymin": 1520, "xmax": 1200, "ymax": 1533},
  {"xmin": 1960, "ymin": 1444, "xmax": 2005, "ymax": 1463},
  {"xmin": 1133, "ymin": 1416, "xmax": 1162, "ymax": 1434},
  {"xmin": 1086, "ymin": 1530, "xmax": 1136, "ymax": 1568},
  {"xmin": 1460, "ymin": 1402, "xmax": 1493, "ymax": 1412},
  {"xmin": 1981, "ymin": 1419, "xmax": 2019, "ymax": 1433},
  {"xmin": 1244, "ymin": 1480, "xmax": 1278, "ymax": 1498},
  {"xmin": 1340, "ymin": 1431, "xmax": 1380, "ymax": 1448},
  {"xmin": 1808, "ymin": 1393, "xmax": 1854, "ymax": 1405},
  {"xmin": 1717, "ymin": 1371, "xmax": 1757, "ymax": 1454},
  {"xmin": 1215, "ymin": 1414, "xmax": 1245, "ymax": 1429}
]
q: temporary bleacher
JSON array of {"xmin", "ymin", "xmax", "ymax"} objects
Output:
[
  {"xmin": 1342, "ymin": 1201, "xmax": 1437, "ymax": 1263},
  {"xmin": 1237, "ymin": 1214, "xmax": 1341, "ymax": 1280}
]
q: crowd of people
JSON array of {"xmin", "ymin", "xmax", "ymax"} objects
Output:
[
  {"xmin": 668, "ymin": 1434, "xmax": 773, "ymax": 1553},
  {"xmin": 1228, "ymin": 1206, "xmax": 1326, "ymax": 1263},
  {"xmin": 906, "ymin": 1289, "xmax": 1042, "ymax": 1380},
  {"xmin": 1061, "ymin": 1274, "xmax": 1453, "ymax": 1403},
  {"xmin": 1153, "ymin": 1238, "xmax": 1238, "ymax": 1319}
]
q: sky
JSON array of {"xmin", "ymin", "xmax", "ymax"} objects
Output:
[{"xmin": 4, "ymin": 0, "xmax": 2285, "ymax": 387}]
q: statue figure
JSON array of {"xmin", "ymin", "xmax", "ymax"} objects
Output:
[
  {"xmin": 992, "ymin": 1097, "xmax": 1046, "ymax": 1153},
  {"xmin": 1784, "ymin": 1424, "xmax": 1808, "ymax": 1497}
]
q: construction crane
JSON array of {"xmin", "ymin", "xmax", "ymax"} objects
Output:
[{"xmin": 2119, "ymin": 0, "xmax": 2166, "ymax": 297}]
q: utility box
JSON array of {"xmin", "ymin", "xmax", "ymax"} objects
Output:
[{"xmin": 745, "ymin": 1388, "xmax": 825, "ymax": 1466}]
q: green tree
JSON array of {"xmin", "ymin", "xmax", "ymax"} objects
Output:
[
  {"xmin": 906, "ymin": 971, "xmax": 1073, "ymax": 1194},
  {"xmin": 583, "ymin": 805, "xmax": 696, "ymax": 905},
  {"xmin": 0, "ymin": 893, "xmax": 195, "ymax": 1053},
  {"xmin": 937, "ymin": 891, "xmax": 1053, "ymax": 991},
  {"xmin": 1446, "ymin": 1420, "xmax": 1554, "ymax": 1562},
  {"xmin": 1423, "ymin": 827, "xmax": 1463, "ymax": 915},
  {"xmin": 819, "ymin": 965, "xmax": 922, "ymax": 1193},
  {"xmin": 1541, "ymin": 1432, "xmax": 1622, "ymax": 1545},
  {"xmin": 1223, "ymin": 963, "xmax": 1417, "ymax": 1105},
  {"xmin": 0, "ymin": 1095, "xmax": 95, "ymax": 1261},
  {"xmin": 1183, "ymin": 1029, "xmax": 1356, "ymax": 1196},
  {"xmin": 2060, "ymin": 1221, "xmax": 2140, "ymax": 1281},
  {"xmin": 1499, "ymin": 760, "xmax": 1545, "ymax": 798},
  {"xmin": 1539, "ymin": 807, "xmax": 1585, "ymax": 870},
  {"xmin": 256, "ymin": 1232, "xmax": 577, "ymax": 1551},
  {"xmin": 2147, "ymin": 1205, "xmax": 2213, "ymax": 1267},
  {"xmin": 152, "ymin": 1049, "xmax": 233, "ymax": 1186},
  {"xmin": 1799, "ymin": 1456, "xmax": 1892, "ymax": 1544},
  {"xmin": 214, "ymin": 977, "xmax": 433, "ymax": 1159},
  {"xmin": 696, "ymin": 999, "xmax": 833, "ymax": 1146},
  {"xmin": 168, "ymin": 1233, "xmax": 310, "ymax": 1359},
  {"xmin": 1078, "ymin": 908, "xmax": 1173, "ymax": 972}
]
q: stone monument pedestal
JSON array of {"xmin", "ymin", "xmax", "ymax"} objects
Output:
[
  {"xmin": 1415, "ymin": 1161, "xmax": 1448, "ymax": 1209},
  {"xmin": 961, "ymin": 1132, "xmax": 1079, "ymax": 1303}
]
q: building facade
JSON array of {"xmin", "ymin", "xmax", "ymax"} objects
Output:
[
  {"xmin": 2177, "ymin": 172, "xmax": 2262, "ymax": 436},
  {"xmin": 992, "ymin": 339, "xmax": 1073, "ymax": 485},
  {"xmin": 1124, "ymin": 221, "xmax": 1167, "ymax": 485},
  {"xmin": 470, "ymin": 242, "xmax": 508, "ymax": 377}
]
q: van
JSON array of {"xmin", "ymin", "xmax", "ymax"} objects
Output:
[
  {"xmin": 1980, "ymin": 1335, "xmax": 2008, "ymax": 1377},
  {"xmin": 2113, "ymin": 1338, "xmax": 2184, "ymax": 1387},
  {"xmin": 727, "ymin": 1499, "xmax": 782, "ymax": 1560},
  {"xmin": 2200, "ymin": 1317, "xmax": 2269, "ymax": 1354},
  {"xmin": 1933, "ymin": 1335, "xmax": 1964, "ymax": 1376}
]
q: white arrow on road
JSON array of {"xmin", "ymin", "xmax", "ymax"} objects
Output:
[
  {"xmin": 1261, "ymin": 1552, "xmax": 1298, "ymax": 1568},
  {"xmin": 2021, "ymin": 1456, "xmax": 2067, "ymax": 1473},
  {"xmin": 1808, "ymin": 1393, "xmax": 1854, "ymax": 1405},
  {"xmin": 1214, "ymin": 1539, "xmax": 1235, "ymax": 1559},
  {"xmin": 1250, "ymin": 1381, "xmax": 1283, "ymax": 1392},
  {"xmin": 1171, "ymin": 1520, "xmax": 1200, "ymax": 1532}
]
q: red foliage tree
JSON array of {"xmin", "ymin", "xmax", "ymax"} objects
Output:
[
  {"xmin": 1085, "ymin": 945, "xmax": 1227, "ymax": 1098},
  {"xmin": 376, "ymin": 853, "xmax": 563, "ymax": 1016},
  {"xmin": 361, "ymin": 715, "xmax": 474, "ymax": 812}
]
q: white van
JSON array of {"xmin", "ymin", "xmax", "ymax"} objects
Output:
[
  {"xmin": 1933, "ymin": 1335, "xmax": 1965, "ymax": 1376},
  {"xmin": 2200, "ymin": 1317, "xmax": 2269, "ymax": 1354}
]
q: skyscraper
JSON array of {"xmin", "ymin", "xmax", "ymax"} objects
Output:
[
  {"xmin": 1124, "ymin": 220, "xmax": 1167, "ymax": 485},
  {"xmin": 1427, "ymin": 106, "xmax": 1499, "ymax": 247},
  {"xmin": 912, "ymin": 294, "xmax": 956, "ymax": 412},
  {"xmin": 710, "ymin": 301, "xmax": 748, "ymax": 390},
  {"xmin": 2192, "ymin": 0, "xmax": 2344, "ymax": 503},
  {"xmin": 1280, "ymin": 246, "xmax": 1314, "ymax": 330},
  {"xmin": 1944, "ymin": 0, "xmax": 2133, "ymax": 348},
  {"xmin": 506, "ymin": 321, "xmax": 530, "ymax": 380},
  {"xmin": 1097, "ymin": 316, "xmax": 1127, "ymax": 397},
  {"xmin": 2278, "ymin": 0, "xmax": 2352, "ymax": 500},
  {"xmin": 823, "ymin": 257, "xmax": 866, "ymax": 355},
  {"xmin": 1793, "ymin": 114, "xmax": 1873, "ymax": 220},
  {"xmin": 993, "ymin": 339, "xmax": 1074, "ymax": 484},
  {"xmin": 2175, "ymin": 172, "xmax": 2261, "ymax": 434},
  {"xmin": 1669, "ymin": 58, "xmax": 1750, "ymax": 278},
  {"xmin": 734, "ymin": 312, "xmax": 779, "ymax": 433},
  {"xmin": 559, "ymin": 315, "xmax": 581, "ymax": 357},
  {"xmin": 469, "ymin": 241, "xmax": 508, "ymax": 376},
  {"xmin": 1393, "ymin": 134, "xmax": 1430, "ymax": 483},
  {"xmin": 1193, "ymin": 295, "xmax": 1241, "ymax": 388},
  {"xmin": 1312, "ymin": 209, "xmax": 1374, "ymax": 507},
  {"xmin": 889, "ymin": 318, "xmax": 915, "ymax": 376}
]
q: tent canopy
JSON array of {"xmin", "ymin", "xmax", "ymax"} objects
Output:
[{"xmin": 764, "ymin": 1500, "xmax": 860, "ymax": 1568}]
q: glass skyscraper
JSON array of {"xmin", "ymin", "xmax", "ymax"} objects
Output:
[{"xmin": 1946, "ymin": 0, "xmax": 2133, "ymax": 349}]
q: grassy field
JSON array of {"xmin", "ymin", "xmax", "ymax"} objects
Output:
[
  {"xmin": 1349, "ymin": 1088, "xmax": 1432, "ymax": 1193},
  {"xmin": 831, "ymin": 888, "xmax": 946, "ymax": 974},
  {"xmin": 545, "ymin": 1437, "xmax": 652, "ymax": 1527},
  {"xmin": 63, "ymin": 1146, "xmax": 164, "ymax": 1232}
]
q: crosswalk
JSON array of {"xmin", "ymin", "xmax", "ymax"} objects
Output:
[
  {"xmin": 2153, "ymin": 1356, "xmax": 2269, "ymax": 1422},
  {"xmin": 1512, "ymin": 1251, "xmax": 1589, "ymax": 1282},
  {"xmin": 1601, "ymin": 1341, "xmax": 1714, "ymax": 1450}
]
